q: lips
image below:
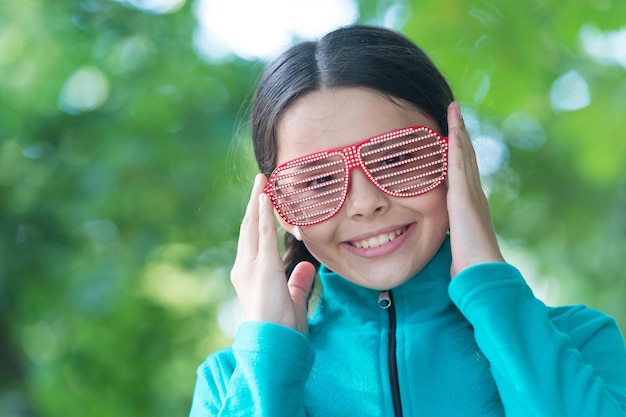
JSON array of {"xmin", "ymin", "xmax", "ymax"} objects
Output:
[{"xmin": 350, "ymin": 226, "xmax": 409, "ymax": 249}]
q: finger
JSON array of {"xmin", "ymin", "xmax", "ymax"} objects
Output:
[
  {"xmin": 446, "ymin": 103, "xmax": 468, "ymax": 192},
  {"xmin": 257, "ymin": 191, "xmax": 283, "ymax": 266},
  {"xmin": 447, "ymin": 101, "xmax": 472, "ymax": 153},
  {"xmin": 447, "ymin": 100, "xmax": 465, "ymax": 131},
  {"xmin": 446, "ymin": 102, "xmax": 482, "ymax": 194},
  {"xmin": 287, "ymin": 261, "xmax": 316, "ymax": 312},
  {"xmin": 236, "ymin": 174, "xmax": 266, "ymax": 258}
]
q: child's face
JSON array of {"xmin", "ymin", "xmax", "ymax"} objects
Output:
[{"xmin": 275, "ymin": 87, "xmax": 449, "ymax": 290}]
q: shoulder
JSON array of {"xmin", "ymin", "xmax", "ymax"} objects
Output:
[
  {"xmin": 198, "ymin": 321, "xmax": 315, "ymax": 378},
  {"xmin": 193, "ymin": 322, "xmax": 316, "ymax": 403}
]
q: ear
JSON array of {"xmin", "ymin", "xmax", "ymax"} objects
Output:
[{"xmin": 276, "ymin": 216, "xmax": 303, "ymax": 241}]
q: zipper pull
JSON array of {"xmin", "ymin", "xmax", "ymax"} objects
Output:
[{"xmin": 378, "ymin": 290, "xmax": 392, "ymax": 309}]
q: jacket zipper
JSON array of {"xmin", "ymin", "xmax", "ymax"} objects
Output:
[{"xmin": 378, "ymin": 290, "xmax": 403, "ymax": 417}]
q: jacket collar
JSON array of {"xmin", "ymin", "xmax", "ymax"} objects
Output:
[{"xmin": 310, "ymin": 237, "xmax": 455, "ymax": 326}]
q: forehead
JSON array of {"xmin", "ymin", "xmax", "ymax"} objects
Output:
[{"xmin": 276, "ymin": 87, "xmax": 438, "ymax": 165}]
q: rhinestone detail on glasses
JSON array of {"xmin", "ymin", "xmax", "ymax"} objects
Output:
[{"xmin": 264, "ymin": 126, "xmax": 448, "ymax": 226}]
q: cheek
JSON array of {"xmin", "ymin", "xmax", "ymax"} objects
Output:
[
  {"xmin": 298, "ymin": 221, "xmax": 337, "ymax": 246},
  {"xmin": 434, "ymin": 191, "xmax": 448, "ymax": 213},
  {"xmin": 431, "ymin": 190, "xmax": 449, "ymax": 226},
  {"xmin": 297, "ymin": 221, "xmax": 342, "ymax": 263},
  {"xmin": 413, "ymin": 188, "xmax": 449, "ymax": 222}
]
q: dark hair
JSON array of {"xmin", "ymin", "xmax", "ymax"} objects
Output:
[{"xmin": 251, "ymin": 25, "xmax": 454, "ymax": 277}]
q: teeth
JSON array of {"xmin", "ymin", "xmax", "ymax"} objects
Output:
[{"xmin": 352, "ymin": 228, "xmax": 404, "ymax": 249}]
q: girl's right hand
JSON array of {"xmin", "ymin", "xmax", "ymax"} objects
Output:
[{"xmin": 230, "ymin": 174, "xmax": 316, "ymax": 335}]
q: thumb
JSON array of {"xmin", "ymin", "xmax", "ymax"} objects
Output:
[{"xmin": 287, "ymin": 261, "xmax": 316, "ymax": 311}]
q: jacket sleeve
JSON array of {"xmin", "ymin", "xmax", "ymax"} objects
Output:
[
  {"xmin": 449, "ymin": 262, "xmax": 626, "ymax": 417},
  {"xmin": 189, "ymin": 321, "xmax": 315, "ymax": 417}
]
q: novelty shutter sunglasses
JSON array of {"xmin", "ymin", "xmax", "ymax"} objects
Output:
[{"xmin": 264, "ymin": 126, "xmax": 449, "ymax": 226}]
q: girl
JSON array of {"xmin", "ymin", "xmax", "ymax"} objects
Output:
[{"xmin": 190, "ymin": 26, "xmax": 626, "ymax": 416}]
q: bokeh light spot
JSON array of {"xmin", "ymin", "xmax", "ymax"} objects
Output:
[
  {"xmin": 473, "ymin": 131, "xmax": 509, "ymax": 176},
  {"xmin": 461, "ymin": 108, "xmax": 509, "ymax": 177},
  {"xmin": 580, "ymin": 23, "xmax": 626, "ymax": 68},
  {"xmin": 84, "ymin": 219, "xmax": 120, "ymax": 254},
  {"xmin": 21, "ymin": 322, "xmax": 57, "ymax": 364},
  {"xmin": 0, "ymin": 24, "xmax": 25, "ymax": 65},
  {"xmin": 217, "ymin": 297, "xmax": 243, "ymax": 339},
  {"xmin": 501, "ymin": 111, "xmax": 546, "ymax": 151},
  {"xmin": 59, "ymin": 66, "xmax": 110, "ymax": 114},
  {"xmin": 550, "ymin": 70, "xmax": 590, "ymax": 112}
]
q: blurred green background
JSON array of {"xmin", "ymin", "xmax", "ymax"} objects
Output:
[{"xmin": 1, "ymin": 0, "xmax": 625, "ymax": 415}]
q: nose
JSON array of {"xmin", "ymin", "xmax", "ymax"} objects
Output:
[{"xmin": 344, "ymin": 169, "xmax": 390, "ymax": 220}]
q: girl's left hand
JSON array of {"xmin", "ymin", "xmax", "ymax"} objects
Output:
[{"xmin": 446, "ymin": 101, "xmax": 505, "ymax": 277}]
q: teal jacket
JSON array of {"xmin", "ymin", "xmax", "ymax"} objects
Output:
[{"xmin": 190, "ymin": 239, "xmax": 626, "ymax": 416}]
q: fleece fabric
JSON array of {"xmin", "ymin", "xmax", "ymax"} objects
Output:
[{"xmin": 189, "ymin": 238, "xmax": 626, "ymax": 416}]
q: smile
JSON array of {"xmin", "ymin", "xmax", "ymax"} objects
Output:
[{"xmin": 350, "ymin": 226, "xmax": 409, "ymax": 249}]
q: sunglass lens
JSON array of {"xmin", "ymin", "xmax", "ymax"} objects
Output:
[
  {"xmin": 360, "ymin": 130, "xmax": 446, "ymax": 196},
  {"xmin": 270, "ymin": 154, "xmax": 346, "ymax": 225}
]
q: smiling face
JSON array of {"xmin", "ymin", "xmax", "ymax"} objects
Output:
[{"xmin": 275, "ymin": 87, "xmax": 449, "ymax": 290}]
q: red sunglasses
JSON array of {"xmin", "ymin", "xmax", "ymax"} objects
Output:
[{"xmin": 264, "ymin": 126, "xmax": 448, "ymax": 226}]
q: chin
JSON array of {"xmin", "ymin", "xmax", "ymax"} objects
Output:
[{"xmin": 351, "ymin": 267, "xmax": 417, "ymax": 291}]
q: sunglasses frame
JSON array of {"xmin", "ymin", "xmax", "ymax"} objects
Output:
[{"xmin": 264, "ymin": 126, "xmax": 449, "ymax": 227}]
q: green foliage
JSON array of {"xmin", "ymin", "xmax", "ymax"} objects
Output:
[
  {"xmin": 1, "ymin": 0, "xmax": 624, "ymax": 416},
  {"xmin": 404, "ymin": 0, "xmax": 626, "ymax": 317}
]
